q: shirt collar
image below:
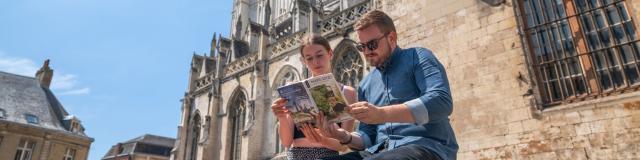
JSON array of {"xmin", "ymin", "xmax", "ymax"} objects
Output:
[{"xmin": 376, "ymin": 46, "xmax": 402, "ymax": 72}]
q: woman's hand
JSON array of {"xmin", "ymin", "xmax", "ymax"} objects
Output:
[
  {"xmin": 271, "ymin": 98, "xmax": 290, "ymax": 119},
  {"xmin": 315, "ymin": 112, "xmax": 350, "ymax": 142},
  {"xmin": 300, "ymin": 123, "xmax": 324, "ymax": 143},
  {"xmin": 300, "ymin": 123, "xmax": 345, "ymax": 151}
]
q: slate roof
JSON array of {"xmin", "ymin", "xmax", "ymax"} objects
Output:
[
  {"xmin": 0, "ymin": 71, "xmax": 89, "ymax": 137},
  {"xmin": 102, "ymin": 134, "xmax": 176, "ymax": 159},
  {"xmin": 123, "ymin": 134, "xmax": 176, "ymax": 147}
]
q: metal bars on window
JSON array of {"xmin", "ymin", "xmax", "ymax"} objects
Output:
[{"xmin": 519, "ymin": 0, "xmax": 640, "ymax": 106}]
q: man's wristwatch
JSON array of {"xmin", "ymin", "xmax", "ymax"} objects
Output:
[{"xmin": 339, "ymin": 133, "xmax": 353, "ymax": 145}]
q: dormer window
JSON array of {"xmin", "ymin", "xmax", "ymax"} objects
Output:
[
  {"xmin": 65, "ymin": 115, "xmax": 81, "ymax": 133},
  {"xmin": 0, "ymin": 108, "xmax": 6, "ymax": 119},
  {"xmin": 71, "ymin": 121, "xmax": 80, "ymax": 133},
  {"xmin": 25, "ymin": 114, "xmax": 39, "ymax": 124}
]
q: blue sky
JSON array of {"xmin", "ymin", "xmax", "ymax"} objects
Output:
[{"xmin": 0, "ymin": 0, "xmax": 231, "ymax": 159}]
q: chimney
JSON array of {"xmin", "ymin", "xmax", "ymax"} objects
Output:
[
  {"xmin": 35, "ymin": 59, "xmax": 54, "ymax": 88},
  {"xmin": 116, "ymin": 143, "xmax": 124, "ymax": 154}
]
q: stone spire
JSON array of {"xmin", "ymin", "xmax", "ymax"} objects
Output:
[
  {"xmin": 199, "ymin": 55, "xmax": 208, "ymax": 78},
  {"xmin": 35, "ymin": 59, "xmax": 54, "ymax": 88},
  {"xmin": 211, "ymin": 32, "xmax": 218, "ymax": 57},
  {"xmin": 309, "ymin": 0, "xmax": 318, "ymax": 33},
  {"xmin": 264, "ymin": 0, "xmax": 271, "ymax": 27}
]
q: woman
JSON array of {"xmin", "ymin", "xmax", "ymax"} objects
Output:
[{"xmin": 271, "ymin": 33, "xmax": 357, "ymax": 160}]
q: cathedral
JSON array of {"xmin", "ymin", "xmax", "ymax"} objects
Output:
[
  {"xmin": 173, "ymin": 0, "xmax": 640, "ymax": 159},
  {"xmin": 171, "ymin": 0, "xmax": 368, "ymax": 159}
]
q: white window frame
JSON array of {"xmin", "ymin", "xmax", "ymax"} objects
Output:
[
  {"xmin": 15, "ymin": 139, "xmax": 35, "ymax": 160},
  {"xmin": 63, "ymin": 148, "xmax": 76, "ymax": 160}
]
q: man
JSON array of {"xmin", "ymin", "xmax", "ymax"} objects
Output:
[{"xmin": 318, "ymin": 10, "xmax": 458, "ymax": 160}]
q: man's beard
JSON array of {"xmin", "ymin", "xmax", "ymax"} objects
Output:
[{"xmin": 367, "ymin": 44, "xmax": 392, "ymax": 67}]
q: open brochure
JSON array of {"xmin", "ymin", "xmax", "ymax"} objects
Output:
[{"xmin": 276, "ymin": 73, "xmax": 352, "ymax": 126}]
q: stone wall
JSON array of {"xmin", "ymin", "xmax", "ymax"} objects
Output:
[
  {"xmin": 378, "ymin": 0, "xmax": 640, "ymax": 159},
  {"xmin": 0, "ymin": 123, "xmax": 91, "ymax": 160}
]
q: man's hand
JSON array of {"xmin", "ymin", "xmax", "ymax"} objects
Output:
[{"xmin": 348, "ymin": 102, "xmax": 386, "ymax": 124}]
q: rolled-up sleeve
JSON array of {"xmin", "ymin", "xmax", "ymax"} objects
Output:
[
  {"xmin": 405, "ymin": 48, "xmax": 453, "ymax": 126},
  {"xmin": 404, "ymin": 98, "xmax": 430, "ymax": 125}
]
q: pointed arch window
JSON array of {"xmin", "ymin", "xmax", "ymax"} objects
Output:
[
  {"xmin": 189, "ymin": 114, "xmax": 201, "ymax": 160},
  {"xmin": 333, "ymin": 41, "xmax": 365, "ymax": 87},
  {"xmin": 270, "ymin": 68, "xmax": 299, "ymax": 154},
  {"xmin": 229, "ymin": 91, "xmax": 247, "ymax": 160},
  {"xmin": 272, "ymin": 71, "xmax": 300, "ymax": 99}
]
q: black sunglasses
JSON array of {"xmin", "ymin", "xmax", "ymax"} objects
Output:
[{"xmin": 356, "ymin": 33, "xmax": 389, "ymax": 52}]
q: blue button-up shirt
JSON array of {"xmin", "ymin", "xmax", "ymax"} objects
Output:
[{"xmin": 355, "ymin": 47, "xmax": 458, "ymax": 160}]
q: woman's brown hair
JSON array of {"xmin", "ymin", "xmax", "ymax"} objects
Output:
[{"xmin": 299, "ymin": 33, "xmax": 331, "ymax": 56}]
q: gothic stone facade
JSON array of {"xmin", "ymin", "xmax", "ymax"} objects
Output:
[
  {"xmin": 171, "ymin": 0, "xmax": 368, "ymax": 159},
  {"xmin": 173, "ymin": 0, "xmax": 640, "ymax": 159}
]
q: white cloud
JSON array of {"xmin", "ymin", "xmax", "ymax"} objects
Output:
[
  {"xmin": 0, "ymin": 51, "xmax": 90, "ymax": 96},
  {"xmin": 0, "ymin": 52, "xmax": 39, "ymax": 77},
  {"xmin": 51, "ymin": 74, "xmax": 78, "ymax": 90},
  {"xmin": 59, "ymin": 87, "xmax": 91, "ymax": 95}
]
